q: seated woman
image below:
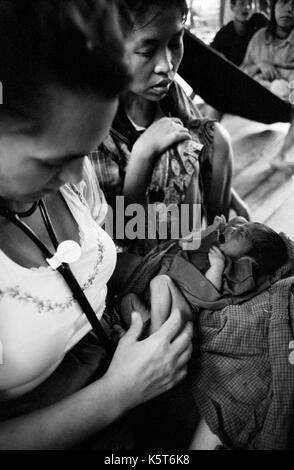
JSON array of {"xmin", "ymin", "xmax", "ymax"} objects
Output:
[
  {"xmin": 0, "ymin": 0, "xmax": 193, "ymax": 449},
  {"xmin": 90, "ymin": 0, "xmax": 250, "ymax": 256},
  {"xmin": 221, "ymin": 1, "xmax": 294, "ymax": 174},
  {"xmin": 242, "ymin": 0, "xmax": 294, "ymax": 100}
]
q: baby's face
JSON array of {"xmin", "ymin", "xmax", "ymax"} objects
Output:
[{"xmin": 218, "ymin": 223, "xmax": 254, "ymax": 258}]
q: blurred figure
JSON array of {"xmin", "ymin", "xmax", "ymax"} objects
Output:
[
  {"xmin": 242, "ymin": 0, "xmax": 294, "ymax": 98},
  {"xmin": 241, "ymin": 0, "xmax": 294, "ymax": 173},
  {"xmin": 258, "ymin": 0, "xmax": 271, "ymax": 16},
  {"xmin": 211, "ymin": 0, "xmax": 268, "ymax": 66}
]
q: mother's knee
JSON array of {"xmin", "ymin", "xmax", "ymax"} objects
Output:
[{"xmin": 213, "ymin": 123, "xmax": 233, "ymax": 168}]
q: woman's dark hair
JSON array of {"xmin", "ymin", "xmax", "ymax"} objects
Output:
[
  {"xmin": 0, "ymin": 0, "xmax": 131, "ymax": 130},
  {"xmin": 124, "ymin": 0, "xmax": 188, "ymax": 27},
  {"xmin": 248, "ymin": 223, "xmax": 288, "ymax": 275}
]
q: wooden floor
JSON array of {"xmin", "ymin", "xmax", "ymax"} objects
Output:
[{"xmin": 221, "ymin": 115, "xmax": 294, "ymax": 239}]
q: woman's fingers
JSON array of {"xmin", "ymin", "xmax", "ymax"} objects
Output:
[
  {"xmin": 107, "ymin": 312, "xmax": 193, "ymax": 407},
  {"xmin": 174, "ymin": 124, "xmax": 191, "ymax": 136},
  {"xmin": 156, "ymin": 308, "xmax": 183, "ymax": 342},
  {"xmin": 173, "ymin": 339, "xmax": 193, "ymax": 367},
  {"xmin": 169, "ymin": 321, "xmax": 194, "ymax": 358},
  {"xmin": 121, "ymin": 311, "xmax": 144, "ymax": 344},
  {"xmin": 170, "ymin": 367, "xmax": 188, "ymax": 389},
  {"xmin": 151, "ymin": 117, "xmax": 191, "ymax": 150}
]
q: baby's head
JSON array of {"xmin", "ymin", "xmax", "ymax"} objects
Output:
[{"xmin": 219, "ymin": 222, "xmax": 288, "ymax": 275}]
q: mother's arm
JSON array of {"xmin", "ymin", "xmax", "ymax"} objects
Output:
[
  {"xmin": 0, "ymin": 309, "xmax": 193, "ymax": 449},
  {"xmin": 123, "ymin": 117, "xmax": 191, "ymax": 207}
]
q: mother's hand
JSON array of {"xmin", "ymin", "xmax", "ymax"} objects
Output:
[
  {"xmin": 132, "ymin": 117, "xmax": 191, "ymax": 163},
  {"xmin": 104, "ymin": 309, "xmax": 193, "ymax": 411}
]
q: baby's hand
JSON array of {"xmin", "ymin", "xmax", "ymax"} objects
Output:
[
  {"xmin": 227, "ymin": 216, "xmax": 247, "ymax": 227},
  {"xmin": 211, "ymin": 215, "xmax": 226, "ymax": 231},
  {"xmin": 208, "ymin": 246, "xmax": 225, "ymax": 269}
]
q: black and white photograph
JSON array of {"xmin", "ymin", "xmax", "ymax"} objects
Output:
[{"xmin": 0, "ymin": 0, "xmax": 294, "ymax": 454}]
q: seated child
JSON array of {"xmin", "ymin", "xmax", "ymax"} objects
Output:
[{"xmin": 119, "ymin": 215, "xmax": 288, "ymax": 333}]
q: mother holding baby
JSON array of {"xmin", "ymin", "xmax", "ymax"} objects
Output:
[{"xmin": 90, "ymin": 0, "xmax": 250, "ymax": 255}]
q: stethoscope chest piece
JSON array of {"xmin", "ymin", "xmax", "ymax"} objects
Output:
[{"xmin": 47, "ymin": 240, "xmax": 82, "ymax": 270}]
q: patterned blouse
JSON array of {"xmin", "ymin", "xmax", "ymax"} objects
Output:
[{"xmin": 90, "ymin": 81, "xmax": 216, "ymax": 255}]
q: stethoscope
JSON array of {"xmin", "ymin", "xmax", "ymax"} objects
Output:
[{"xmin": 0, "ymin": 199, "xmax": 115, "ymax": 356}]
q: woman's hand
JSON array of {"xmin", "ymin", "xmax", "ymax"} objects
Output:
[
  {"xmin": 104, "ymin": 309, "xmax": 193, "ymax": 412},
  {"xmin": 124, "ymin": 117, "xmax": 191, "ymax": 206},
  {"xmin": 258, "ymin": 61, "xmax": 280, "ymax": 81},
  {"xmin": 131, "ymin": 117, "xmax": 191, "ymax": 163}
]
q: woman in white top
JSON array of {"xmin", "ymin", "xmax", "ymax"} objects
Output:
[
  {"xmin": 242, "ymin": 0, "xmax": 294, "ymax": 98},
  {"xmin": 242, "ymin": 0, "xmax": 294, "ymax": 173},
  {"xmin": 0, "ymin": 0, "xmax": 193, "ymax": 449}
]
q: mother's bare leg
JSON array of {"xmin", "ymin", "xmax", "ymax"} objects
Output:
[
  {"xmin": 206, "ymin": 123, "xmax": 250, "ymax": 223},
  {"xmin": 271, "ymin": 112, "xmax": 294, "ymax": 175}
]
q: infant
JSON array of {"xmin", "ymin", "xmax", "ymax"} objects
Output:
[{"xmin": 120, "ymin": 216, "xmax": 288, "ymax": 333}]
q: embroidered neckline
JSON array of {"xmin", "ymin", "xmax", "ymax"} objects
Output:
[{"xmin": 0, "ymin": 235, "xmax": 106, "ymax": 314}]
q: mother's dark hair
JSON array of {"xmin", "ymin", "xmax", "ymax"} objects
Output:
[
  {"xmin": 0, "ymin": 0, "xmax": 131, "ymax": 131},
  {"xmin": 124, "ymin": 0, "xmax": 188, "ymax": 26}
]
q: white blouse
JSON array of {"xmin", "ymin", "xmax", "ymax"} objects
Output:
[{"xmin": 0, "ymin": 159, "xmax": 116, "ymax": 400}]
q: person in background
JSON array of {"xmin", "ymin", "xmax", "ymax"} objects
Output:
[
  {"xmin": 242, "ymin": 0, "xmax": 294, "ymax": 96},
  {"xmin": 241, "ymin": 0, "xmax": 294, "ymax": 172},
  {"xmin": 211, "ymin": 0, "xmax": 269, "ymax": 66}
]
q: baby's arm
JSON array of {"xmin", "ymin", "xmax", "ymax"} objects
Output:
[
  {"xmin": 179, "ymin": 215, "xmax": 226, "ymax": 250},
  {"xmin": 200, "ymin": 215, "xmax": 227, "ymax": 239},
  {"xmin": 205, "ymin": 246, "xmax": 225, "ymax": 292}
]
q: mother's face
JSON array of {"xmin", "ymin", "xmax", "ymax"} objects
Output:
[
  {"xmin": 0, "ymin": 90, "xmax": 118, "ymax": 203},
  {"xmin": 126, "ymin": 5, "xmax": 184, "ymax": 101}
]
